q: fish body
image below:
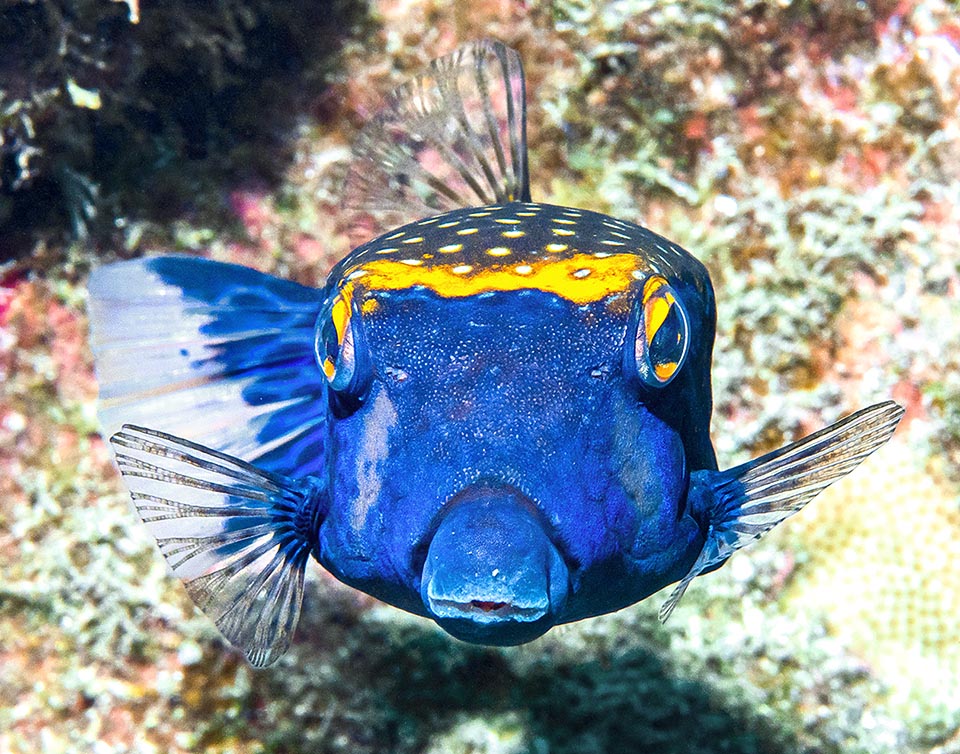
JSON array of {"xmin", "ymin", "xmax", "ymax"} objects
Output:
[
  {"xmin": 89, "ymin": 41, "xmax": 903, "ymax": 665},
  {"xmin": 318, "ymin": 201, "xmax": 714, "ymax": 642}
]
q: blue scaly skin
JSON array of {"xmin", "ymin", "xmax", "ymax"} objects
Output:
[{"xmin": 317, "ymin": 202, "xmax": 714, "ymax": 643}]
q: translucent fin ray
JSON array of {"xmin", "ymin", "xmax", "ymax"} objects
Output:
[
  {"xmin": 88, "ymin": 257, "xmax": 328, "ymax": 478},
  {"xmin": 111, "ymin": 425, "xmax": 327, "ymax": 667},
  {"xmin": 343, "ymin": 39, "xmax": 530, "ymax": 243},
  {"xmin": 660, "ymin": 401, "xmax": 904, "ymax": 621}
]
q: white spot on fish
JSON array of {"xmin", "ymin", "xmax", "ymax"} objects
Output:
[{"xmin": 352, "ymin": 390, "xmax": 397, "ymax": 532}]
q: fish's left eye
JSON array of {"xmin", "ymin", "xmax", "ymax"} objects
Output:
[
  {"xmin": 315, "ymin": 289, "xmax": 371, "ymax": 399},
  {"xmin": 626, "ymin": 275, "xmax": 690, "ymax": 388}
]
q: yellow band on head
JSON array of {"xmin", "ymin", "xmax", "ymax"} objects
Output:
[
  {"xmin": 340, "ymin": 253, "xmax": 645, "ymax": 305},
  {"xmin": 642, "ymin": 275, "xmax": 667, "ymax": 298}
]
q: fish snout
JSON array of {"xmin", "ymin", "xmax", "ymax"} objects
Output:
[{"xmin": 420, "ymin": 484, "xmax": 569, "ymax": 645}]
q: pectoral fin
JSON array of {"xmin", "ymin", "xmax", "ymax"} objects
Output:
[
  {"xmin": 660, "ymin": 401, "xmax": 905, "ymax": 621},
  {"xmin": 111, "ymin": 425, "xmax": 327, "ymax": 667}
]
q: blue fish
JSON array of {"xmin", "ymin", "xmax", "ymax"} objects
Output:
[{"xmin": 88, "ymin": 41, "xmax": 903, "ymax": 667}]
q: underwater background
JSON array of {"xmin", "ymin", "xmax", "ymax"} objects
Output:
[{"xmin": 1, "ymin": 0, "xmax": 959, "ymax": 752}]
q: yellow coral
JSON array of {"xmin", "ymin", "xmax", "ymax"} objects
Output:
[{"xmin": 779, "ymin": 433, "xmax": 960, "ymax": 713}]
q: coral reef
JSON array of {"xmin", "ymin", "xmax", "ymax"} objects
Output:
[{"xmin": 1, "ymin": 0, "xmax": 958, "ymax": 752}]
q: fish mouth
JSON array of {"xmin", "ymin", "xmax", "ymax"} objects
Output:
[
  {"xmin": 420, "ymin": 483, "xmax": 569, "ymax": 645},
  {"xmin": 425, "ymin": 592, "xmax": 550, "ymax": 624}
]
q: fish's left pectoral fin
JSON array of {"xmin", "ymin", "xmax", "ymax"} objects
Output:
[
  {"xmin": 110, "ymin": 425, "xmax": 328, "ymax": 667},
  {"xmin": 660, "ymin": 401, "xmax": 905, "ymax": 622},
  {"xmin": 343, "ymin": 39, "xmax": 530, "ymax": 242}
]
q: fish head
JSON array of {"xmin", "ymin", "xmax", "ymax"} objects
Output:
[{"xmin": 314, "ymin": 203, "xmax": 717, "ymax": 643}]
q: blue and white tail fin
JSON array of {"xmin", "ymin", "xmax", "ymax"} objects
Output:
[
  {"xmin": 88, "ymin": 257, "xmax": 327, "ymax": 478},
  {"xmin": 111, "ymin": 425, "xmax": 327, "ymax": 667},
  {"xmin": 660, "ymin": 401, "xmax": 905, "ymax": 621},
  {"xmin": 343, "ymin": 39, "xmax": 530, "ymax": 244}
]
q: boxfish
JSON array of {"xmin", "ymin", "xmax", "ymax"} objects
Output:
[{"xmin": 88, "ymin": 40, "xmax": 903, "ymax": 667}]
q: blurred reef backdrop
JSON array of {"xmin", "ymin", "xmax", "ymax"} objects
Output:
[{"xmin": 2, "ymin": 0, "xmax": 960, "ymax": 752}]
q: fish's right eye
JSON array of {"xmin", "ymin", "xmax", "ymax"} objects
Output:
[{"xmin": 316, "ymin": 290, "xmax": 371, "ymax": 400}]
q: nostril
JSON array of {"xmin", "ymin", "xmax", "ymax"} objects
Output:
[{"xmin": 470, "ymin": 600, "xmax": 509, "ymax": 612}]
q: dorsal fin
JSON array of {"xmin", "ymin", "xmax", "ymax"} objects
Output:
[{"xmin": 343, "ymin": 39, "xmax": 530, "ymax": 244}]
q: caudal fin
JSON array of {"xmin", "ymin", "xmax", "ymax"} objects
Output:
[
  {"xmin": 89, "ymin": 257, "xmax": 327, "ymax": 478},
  {"xmin": 660, "ymin": 401, "xmax": 905, "ymax": 621},
  {"xmin": 112, "ymin": 425, "xmax": 327, "ymax": 667}
]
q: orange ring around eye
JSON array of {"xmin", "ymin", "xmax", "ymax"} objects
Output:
[
  {"xmin": 635, "ymin": 275, "xmax": 689, "ymax": 387},
  {"xmin": 653, "ymin": 360, "xmax": 678, "ymax": 381},
  {"xmin": 330, "ymin": 291, "xmax": 352, "ymax": 343},
  {"xmin": 318, "ymin": 289, "xmax": 355, "ymax": 389},
  {"xmin": 644, "ymin": 292, "xmax": 673, "ymax": 344},
  {"xmin": 322, "ymin": 356, "xmax": 337, "ymax": 380}
]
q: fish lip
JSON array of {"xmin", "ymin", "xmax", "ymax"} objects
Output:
[
  {"xmin": 431, "ymin": 612, "xmax": 556, "ymax": 646},
  {"xmin": 425, "ymin": 596, "xmax": 549, "ymax": 624},
  {"xmin": 418, "ymin": 481, "xmax": 570, "ymax": 643}
]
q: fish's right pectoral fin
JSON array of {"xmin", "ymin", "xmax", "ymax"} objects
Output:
[
  {"xmin": 660, "ymin": 401, "xmax": 905, "ymax": 621},
  {"xmin": 343, "ymin": 39, "xmax": 530, "ymax": 242},
  {"xmin": 111, "ymin": 425, "xmax": 328, "ymax": 667}
]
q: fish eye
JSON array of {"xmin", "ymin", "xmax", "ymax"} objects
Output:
[
  {"xmin": 315, "ymin": 289, "xmax": 371, "ymax": 399},
  {"xmin": 626, "ymin": 275, "xmax": 690, "ymax": 388}
]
